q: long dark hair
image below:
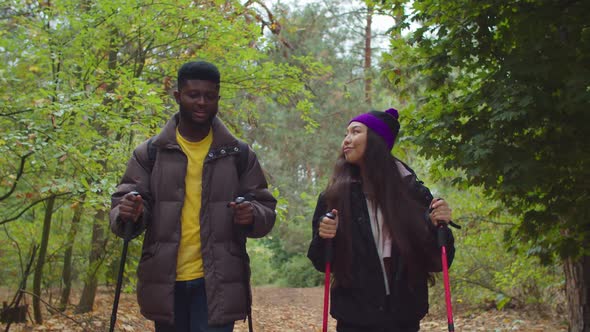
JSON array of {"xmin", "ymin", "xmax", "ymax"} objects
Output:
[{"xmin": 324, "ymin": 129, "xmax": 434, "ymax": 286}]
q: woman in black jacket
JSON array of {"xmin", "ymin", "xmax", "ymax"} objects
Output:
[{"xmin": 307, "ymin": 108, "xmax": 455, "ymax": 332}]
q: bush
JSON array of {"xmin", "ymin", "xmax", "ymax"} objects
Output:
[
  {"xmin": 248, "ymin": 239, "xmax": 278, "ymax": 286},
  {"xmin": 275, "ymin": 254, "xmax": 323, "ymax": 287}
]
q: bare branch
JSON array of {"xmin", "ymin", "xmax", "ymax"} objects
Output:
[
  {"xmin": 3, "ymin": 244, "xmax": 37, "ymax": 332},
  {"xmin": 455, "ymin": 277, "xmax": 523, "ymax": 306},
  {"xmin": 0, "ymin": 192, "xmax": 72, "ymax": 225},
  {"xmin": 455, "ymin": 214, "xmax": 517, "ymax": 227},
  {"xmin": 18, "ymin": 290, "xmax": 91, "ymax": 331},
  {"xmin": 243, "ymin": 0, "xmax": 294, "ymax": 50},
  {"xmin": 0, "ymin": 151, "xmax": 34, "ymax": 201},
  {"xmin": 0, "ymin": 108, "xmax": 34, "ymax": 117},
  {"xmin": 3, "ymin": 225, "xmax": 24, "ymax": 273}
]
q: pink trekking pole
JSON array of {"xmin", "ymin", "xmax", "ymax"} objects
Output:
[
  {"xmin": 322, "ymin": 212, "xmax": 335, "ymax": 332},
  {"xmin": 438, "ymin": 224, "xmax": 454, "ymax": 332}
]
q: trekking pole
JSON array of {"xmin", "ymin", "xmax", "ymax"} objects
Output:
[
  {"xmin": 437, "ymin": 224, "xmax": 454, "ymax": 332},
  {"xmin": 230, "ymin": 196, "xmax": 254, "ymax": 332},
  {"xmin": 109, "ymin": 191, "xmax": 139, "ymax": 332},
  {"xmin": 322, "ymin": 212, "xmax": 335, "ymax": 332}
]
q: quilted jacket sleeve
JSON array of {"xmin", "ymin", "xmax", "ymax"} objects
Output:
[
  {"xmin": 239, "ymin": 146, "xmax": 277, "ymax": 238},
  {"xmin": 307, "ymin": 193, "xmax": 331, "ymax": 272},
  {"xmin": 109, "ymin": 140, "xmax": 153, "ymax": 240}
]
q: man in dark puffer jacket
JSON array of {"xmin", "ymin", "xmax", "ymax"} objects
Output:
[{"xmin": 110, "ymin": 61, "xmax": 276, "ymax": 332}]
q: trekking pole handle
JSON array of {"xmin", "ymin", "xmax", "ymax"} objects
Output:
[
  {"xmin": 124, "ymin": 191, "xmax": 141, "ymax": 241},
  {"xmin": 429, "ymin": 198, "xmax": 461, "ymax": 230},
  {"xmin": 437, "ymin": 223, "xmax": 449, "ymax": 248},
  {"xmin": 324, "ymin": 212, "xmax": 336, "ymax": 263},
  {"xmin": 429, "ymin": 198, "xmax": 458, "ymax": 248},
  {"xmin": 227, "ymin": 195, "xmax": 254, "ymax": 207}
]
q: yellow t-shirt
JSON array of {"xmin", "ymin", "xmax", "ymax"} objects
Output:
[{"xmin": 175, "ymin": 128, "xmax": 213, "ymax": 281}]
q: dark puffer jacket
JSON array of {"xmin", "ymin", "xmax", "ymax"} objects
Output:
[
  {"xmin": 307, "ymin": 161, "xmax": 455, "ymax": 327},
  {"xmin": 110, "ymin": 113, "xmax": 276, "ymax": 325}
]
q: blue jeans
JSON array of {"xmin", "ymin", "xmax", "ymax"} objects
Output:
[{"xmin": 154, "ymin": 278, "xmax": 234, "ymax": 332}]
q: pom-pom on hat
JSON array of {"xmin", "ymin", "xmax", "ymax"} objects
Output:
[{"xmin": 349, "ymin": 108, "xmax": 400, "ymax": 150}]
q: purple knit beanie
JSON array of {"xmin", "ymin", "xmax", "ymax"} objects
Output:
[{"xmin": 349, "ymin": 108, "xmax": 400, "ymax": 150}]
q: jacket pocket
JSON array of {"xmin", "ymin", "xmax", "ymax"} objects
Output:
[
  {"xmin": 217, "ymin": 242, "xmax": 248, "ymax": 282},
  {"xmin": 141, "ymin": 242, "xmax": 159, "ymax": 261},
  {"xmin": 227, "ymin": 242, "xmax": 246, "ymax": 257},
  {"xmin": 138, "ymin": 242, "xmax": 160, "ymax": 281}
]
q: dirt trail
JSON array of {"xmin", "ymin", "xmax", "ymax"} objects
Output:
[{"xmin": 0, "ymin": 287, "xmax": 567, "ymax": 331}]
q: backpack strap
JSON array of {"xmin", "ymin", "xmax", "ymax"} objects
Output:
[
  {"xmin": 395, "ymin": 158, "xmax": 434, "ymax": 207},
  {"xmin": 395, "ymin": 158, "xmax": 417, "ymax": 176},
  {"xmin": 236, "ymin": 140, "xmax": 250, "ymax": 178},
  {"xmin": 147, "ymin": 137, "xmax": 157, "ymax": 172}
]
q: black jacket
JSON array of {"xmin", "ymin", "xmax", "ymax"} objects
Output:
[{"xmin": 307, "ymin": 161, "xmax": 455, "ymax": 327}]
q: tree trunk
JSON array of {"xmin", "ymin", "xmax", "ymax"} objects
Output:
[
  {"xmin": 32, "ymin": 195, "xmax": 56, "ymax": 324},
  {"xmin": 76, "ymin": 30, "xmax": 119, "ymax": 314},
  {"xmin": 75, "ymin": 209, "xmax": 107, "ymax": 313},
  {"xmin": 564, "ymin": 255, "xmax": 590, "ymax": 332},
  {"xmin": 75, "ymin": 27, "xmax": 120, "ymax": 314},
  {"xmin": 58, "ymin": 193, "xmax": 86, "ymax": 312},
  {"xmin": 364, "ymin": 5, "xmax": 373, "ymax": 105}
]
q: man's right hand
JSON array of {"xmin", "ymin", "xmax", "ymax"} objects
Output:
[
  {"xmin": 118, "ymin": 192, "xmax": 143, "ymax": 223},
  {"xmin": 319, "ymin": 209, "xmax": 339, "ymax": 239}
]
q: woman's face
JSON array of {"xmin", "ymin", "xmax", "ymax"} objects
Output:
[{"xmin": 342, "ymin": 121, "xmax": 368, "ymax": 166}]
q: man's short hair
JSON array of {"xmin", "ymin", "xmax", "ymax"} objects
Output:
[{"xmin": 177, "ymin": 61, "xmax": 220, "ymax": 89}]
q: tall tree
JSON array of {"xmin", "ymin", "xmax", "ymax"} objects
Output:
[
  {"xmin": 32, "ymin": 195, "xmax": 56, "ymax": 323},
  {"xmin": 235, "ymin": 0, "xmax": 401, "ymax": 282},
  {"xmin": 381, "ymin": 0, "xmax": 590, "ymax": 329},
  {"xmin": 364, "ymin": 4, "xmax": 374, "ymax": 104},
  {"xmin": 251, "ymin": 0, "xmax": 375, "ymax": 214},
  {"xmin": 76, "ymin": 209, "xmax": 108, "ymax": 313},
  {"xmin": 58, "ymin": 193, "xmax": 85, "ymax": 311}
]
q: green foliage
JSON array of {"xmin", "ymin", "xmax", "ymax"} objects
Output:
[
  {"xmin": 248, "ymin": 239, "xmax": 279, "ymax": 286},
  {"xmin": 493, "ymin": 254, "xmax": 563, "ymax": 308},
  {"xmin": 380, "ymin": 0, "xmax": 590, "ymax": 261},
  {"xmin": 0, "ymin": 0, "xmax": 323, "ymax": 304},
  {"xmin": 0, "ymin": 0, "xmax": 570, "ymax": 320},
  {"xmin": 276, "ymin": 254, "xmax": 324, "ymax": 287},
  {"xmin": 413, "ymin": 162, "xmax": 564, "ymax": 312}
]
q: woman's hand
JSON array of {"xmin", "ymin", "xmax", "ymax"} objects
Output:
[
  {"xmin": 429, "ymin": 198, "xmax": 452, "ymax": 226},
  {"xmin": 319, "ymin": 209, "xmax": 339, "ymax": 239}
]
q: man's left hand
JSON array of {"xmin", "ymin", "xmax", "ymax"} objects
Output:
[{"xmin": 229, "ymin": 201, "xmax": 254, "ymax": 225}]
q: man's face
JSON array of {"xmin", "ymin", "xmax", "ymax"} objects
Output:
[{"xmin": 174, "ymin": 79, "xmax": 220, "ymax": 125}]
